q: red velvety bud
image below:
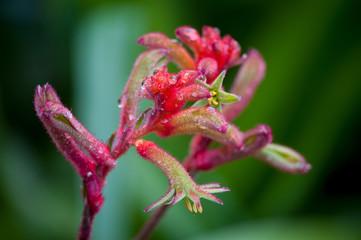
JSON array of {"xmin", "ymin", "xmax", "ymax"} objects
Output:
[
  {"xmin": 163, "ymin": 84, "xmax": 211, "ymax": 112},
  {"xmin": 142, "ymin": 66, "xmax": 172, "ymax": 94},
  {"xmin": 202, "ymin": 26, "xmax": 221, "ymax": 41},
  {"xmin": 141, "ymin": 66, "xmax": 208, "ymax": 115},
  {"xmin": 137, "ymin": 32, "xmax": 196, "ymax": 69},
  {"xmin": 35, "ymin": 84, "xmax": 95, "ymax": 177},
  {"xmin": 197, "ymin": 58, "xmax": 218, "ymax": 83},
  {"xmin": 223, "ymin": 35, "xmax": 241, "ymax": 66},
  {"xmin": 174, "ymin": 70, "xmax": 201, "ymax": 88},
  {"xmin": 175, "ymin": 26, "xmax": 203, "ymax": 56},
  {"xmin": 176, "ymin": 26, "xmax": 242, "ymax": 78}
]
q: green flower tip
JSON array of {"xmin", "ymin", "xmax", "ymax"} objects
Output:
[
  {"xmin": 144, "ymin": 182, "xmax": 230, "ymax": 214},
  {"xmin": 194, "ymin": 71, "xmax": 242, "ymax": 112}
]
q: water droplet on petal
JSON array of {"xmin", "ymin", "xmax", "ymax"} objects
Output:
[
  {"xmin": 117, "ymin": 99, "xmax": 123, "ymax": 109},
  {"xmin": 98, "ymin": 147, "xmax": 104, "ymax": 154},
  {"xmin": 161, "ymin": 119, "xmax": 169, "ymax": 126},
  {"xmin": 177, "ymin": 94, "xmax": 184, "ymax": 101},
  {"xmin": 169, "ymin": 76, "xmax": 177, "ymax": 85}
]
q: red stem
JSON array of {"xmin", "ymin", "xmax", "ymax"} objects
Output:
[
  {"xmin": 133, "ymin": 204, "xmax": 170, "ymax": 240},
  {"xmin": 77, "ymin": 202, "xmax": 95, "ymax": 240}
]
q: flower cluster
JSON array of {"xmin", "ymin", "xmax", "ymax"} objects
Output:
[
  {"xmin": 138, "ymin": 26, "xmax": 244, "ymax": 82},
  {"xmin": 139, "ymin": 66, "xmax": 209, "ymax": 113},
  {"xmin": 34, "ymin": 26, "xmax": 311, "ymax": 240}
]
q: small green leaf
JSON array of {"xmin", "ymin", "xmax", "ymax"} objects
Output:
[
  {"xmin": 217, "ymin": 91, "xmax": 241, "ymax": 104},
  {"xmin": 211, "ymin": 70, "xmax": 226, "ymax": 90},
  {"xmin": 192, "ymin": 99, "xmax": 209, "ymax": 108},
  {"xmin": 213, "ymin": 103, "xmax": 222, "ymax": 112}
]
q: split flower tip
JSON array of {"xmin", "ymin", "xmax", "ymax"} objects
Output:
[
  {"xmin": 34, "ymin": 83, "xmax": 61, "ymax": 115},
  {"xmin": 143, "ymin": 184, "xmax": 229, "ymax": 214},
  {"xmin": 134, "ymin": 139, "xmax": 229, "ymax": 214},
  {"xmin": 35, "ymin": 84, "xmax": 116, "ymax": 176}
]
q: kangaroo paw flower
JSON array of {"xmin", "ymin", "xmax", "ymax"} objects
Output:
[{"xmin": 134, "ymin": 139, "xmax": 229, "ymax": 213}]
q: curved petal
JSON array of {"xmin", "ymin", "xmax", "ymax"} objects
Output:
[
  {"xmin": 137, "ymin": 32, "xmax": 196, "ymax": 69},
  {"xmin": 144, "ymin": 188, "xmax": 175, "ymax": 212}
]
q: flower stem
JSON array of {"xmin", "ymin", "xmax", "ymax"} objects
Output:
[
  {"xmin": 77, "ymin": 201, "xmax": 95, "ymax": 240},
  {"xmin": 134, "ymin": 204, "xmax": 171, "ymax": 240}
]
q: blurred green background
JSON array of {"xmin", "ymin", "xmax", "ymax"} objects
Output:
[{"xmin": 1, "ymin": 0, "xmax": 361, "ymax": 239}]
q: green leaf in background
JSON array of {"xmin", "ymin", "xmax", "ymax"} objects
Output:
[{"xmin": 189, "ymin": 216, "xmax": 361, "ymax": 240}]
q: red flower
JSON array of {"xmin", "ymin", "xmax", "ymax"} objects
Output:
[
  {"xmin": 138, "ymin": 26, "xmax": 243, "ymax": 83},
  {"xmin": 176, "ymin": 26, "xmax": 242, "ymax": 79},
  {"xmin": 140, "ymin": 66, "xmax": 211, "ymax": 113}
]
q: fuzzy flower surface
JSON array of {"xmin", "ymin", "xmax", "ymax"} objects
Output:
[
  {"xmin": 34, "ymin": 25, "xmax": 311, "ymax": 240},
  {"xmin": 135, "ymin": 139, "xmax": 229, "ymax": 213}
]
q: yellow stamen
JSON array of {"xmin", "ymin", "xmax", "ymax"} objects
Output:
[
  {"xmin": 212, "ymin": 99, "xmax": 218, "ymax": 105},
  {"xmin": 197, "ymin": 204, "xmax": 203, "ymax": 214},
  {"xmin": 211, "ymin": 91, "xmax": 217, "ymax": 96},
  {"xmin": 208, "ymin": 98, "xmax": 212, "ymax": 105},
  {"xmin": 193, "ymin": 202, "xmax": 198, "ymax": 213},
  {"xmin": 184, "ymin": 198, "xmax": 193, "ymax": 212}
]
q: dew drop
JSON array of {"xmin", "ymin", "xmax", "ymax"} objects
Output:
[
  {"xmin": 117, "ymin": 99, "xmax": 123, "ymax": 109},
  {"xmin": 169, "ymin": 76, "xmax": 177, "ymax": 85},
  {"xmin": 161, "ymin": 119, "xmax": 169, "ymax": 126},
  {"xmin": 98, "ymin": 147, "xmax": 104, "ymax": 154},
  {"xmin": 192, "ymin": 92, "xmax": 198, "ymax": 97},
  {"xmin": 129, "ymin": 114, "xmax": 134, "ymax": 121},
  {"xmin": 177, "ymin": 94, "xmax": 184, "ymax": 101}
]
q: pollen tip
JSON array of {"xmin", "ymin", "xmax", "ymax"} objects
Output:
[{"xmin": 184, "ymin": 198, "xmax": 193, "ymax": 212}]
